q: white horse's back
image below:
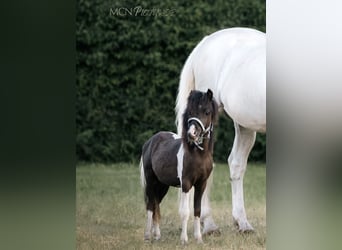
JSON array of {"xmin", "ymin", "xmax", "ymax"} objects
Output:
[{"xmin": 176, "ymin": 28, "xmax": 266, "ymax": 133}]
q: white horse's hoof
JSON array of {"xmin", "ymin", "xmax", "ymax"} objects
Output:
[
  {"xmin": 144, "ymin": 234, "xmax": 151, "ymax": 241},
  {"xmin": 181, "ymin": 239, "xmax": 188, "ymax": 245},
  {"xmin": 180, "ymin": 236, "xmax": 188, "ymax": 245},
  {"xmin": 195, "ymin": 237, "xmax": 203, "ymax": 244},
  {"xmin": 234, "ymin": 219, "xmax": 254, "ymax": 233},
  {"xmin": 202, "ymin": 219, "xmax": 220, "ymax": 235}
]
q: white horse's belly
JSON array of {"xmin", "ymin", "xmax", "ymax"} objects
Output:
[{"xmin": 221, "ymin": 47, "xmax": 266, "ymax": 132}]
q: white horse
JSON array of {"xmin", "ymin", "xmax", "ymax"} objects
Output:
[{"xmin": 175, "ymin": 27, "xmax": 265, "ymax": 233}]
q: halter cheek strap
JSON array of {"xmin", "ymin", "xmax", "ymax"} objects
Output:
[{"xmin": 187, "ymin": 117, "xmax": 213, "ymax": 150}]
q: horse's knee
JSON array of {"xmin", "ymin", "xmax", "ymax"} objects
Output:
[
  {"xmin": 180, "ymin": 209, "xmax": 190, "ymax": 222},
  {"xmin": 153, "ymin": 206, "xmax": 161, "ymax": 223},
  {"xmin": 228, "ymin": 159, "xmax": 246, "ymax": 180},
  {"xmin": 179, "ymin": 203, "xmax": 190, "ymax": 219},
  {"xmin": 146, "ymin": 202, "xmax": 154, "ymax": 212},
  {"xmin": 194, "ymin": 189, "xmax": 203, "ymax": 217},
  {"xmin": 194, "ymin": 207, "xmax": 201, "ymax": 218}
]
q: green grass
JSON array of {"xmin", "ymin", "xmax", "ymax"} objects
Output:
[{"xmin": 76, "ymin": 163, "xmax": 266, "ymax": 249}]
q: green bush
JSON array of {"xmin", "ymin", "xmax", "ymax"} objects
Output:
[{"xmin": 76, "ymin": 0, "xmax": 266, "ymax": 163}]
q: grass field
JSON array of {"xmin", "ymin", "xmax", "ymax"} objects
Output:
[{"xmin": 76, "ymin": 163, "xmax": 266, "ymax": 249}]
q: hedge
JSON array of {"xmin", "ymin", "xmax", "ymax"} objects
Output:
[{"xmin": 76, "ymin": 0, "xmax": 266, "ymax": 163}]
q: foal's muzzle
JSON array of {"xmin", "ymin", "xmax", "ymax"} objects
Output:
[
  {"xmin": 187, "ymin": 117, "xmax": 212, "ymax": 150},
  {"xmin": 187, "ymin": 123, "xmax": 198, "ymax": 140}
]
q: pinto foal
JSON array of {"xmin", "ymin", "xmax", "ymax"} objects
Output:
[{"xmin": 140, "ymin": 89, "xmax": 218, "ymax": 244}]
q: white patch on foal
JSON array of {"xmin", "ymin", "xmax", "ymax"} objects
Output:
[
  {"xmin": 169, "ymin": 132, "xmax": 181, "ymax": 139},
  {"xmin": 176, "ymin": 144, "xmax": 184, "ymax": 187}
]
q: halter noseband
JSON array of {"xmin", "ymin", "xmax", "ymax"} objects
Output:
[{"xmin": 187, "ymin": 117, "xmax": 213, "ymax": 151}]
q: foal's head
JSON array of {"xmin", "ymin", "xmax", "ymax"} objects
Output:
[{"xmin": 182, "ymin": 89, "xmax": 218, "ymax": 151}]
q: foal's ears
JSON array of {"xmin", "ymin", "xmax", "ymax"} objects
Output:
[
  {"xmin": 206, "ymin": 89, "xmax": 213, "ymax": 101},
  {"xmin": 207, "ymin": 89, "xmax": 218, "ymax": 124}
]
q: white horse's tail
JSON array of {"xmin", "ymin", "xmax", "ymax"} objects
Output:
[
  {"xmin": 175, "ymin": 36, "xmax": 209, "ymax": 135},
  {"xmin": 175, "ymin": 51, "xmax": 196, "ymax": 136},
  {"xmin": 139, "ymin": 156, "xmax": 146, "ymax": 188}
]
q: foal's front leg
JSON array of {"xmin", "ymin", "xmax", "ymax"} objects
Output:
[
  {"xmin": 179, "ymin": 191, "xmax": 190, "ymax": 244},
  {"xmin": 193, "ymin": 183, "xmax": 206, "ymax": 243}
]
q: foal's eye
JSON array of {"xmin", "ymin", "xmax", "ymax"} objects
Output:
[{"xmin": 205, "ymin": 110, "xmax": 211, "ymax": 115}]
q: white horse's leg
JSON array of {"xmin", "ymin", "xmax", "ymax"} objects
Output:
[
  {"xmin": 229, "ymin": 123, "xmax": 256, "ymax": 232},
  {"xmin": 179, "ymin": 191, "xmax": 190, "ymax": 244},
  {"xmin": 200, "ymin": 170, "xmax": 219, "ymax": 234},
  {"xmin": 144, "ymin": 210, "xmax": 153, "ymax": 240}
]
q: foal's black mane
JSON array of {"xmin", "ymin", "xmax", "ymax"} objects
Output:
[{"xmin": 181, "ymin": 90, "xmax": 218, "ymax": 152}]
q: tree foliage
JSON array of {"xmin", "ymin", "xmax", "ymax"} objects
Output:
[{"xmin": 76, "ymin": 0, "xmax": 266, "ymax": 163}]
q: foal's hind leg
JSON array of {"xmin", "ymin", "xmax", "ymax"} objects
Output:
[
  {"xmin": 144, "ymin": 174, "xmax": 159, "ymax": 241},
  {"xmin": 144, "ymin": 182, "xmax": 156, "ymax": 241},
  {"xmin": 228, "ymin": 122, "xmax": 256, "ymax": 232},
  {"xmin": 152, "ymin": 183, "xmax": 169, "ymax": 240}
]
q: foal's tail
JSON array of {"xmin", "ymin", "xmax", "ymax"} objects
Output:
[
  {"xmin": 175, "ymin": 48, "xmax": 196, "ymax": 136},
  {"xmin": 139, "ymin": 156, "xmax": 146, "ymax": 188}
]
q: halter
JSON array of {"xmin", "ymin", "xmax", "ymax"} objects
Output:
[{"xmin": 187, "ymin": 117, "xmax": 213, "ymax": 151}]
